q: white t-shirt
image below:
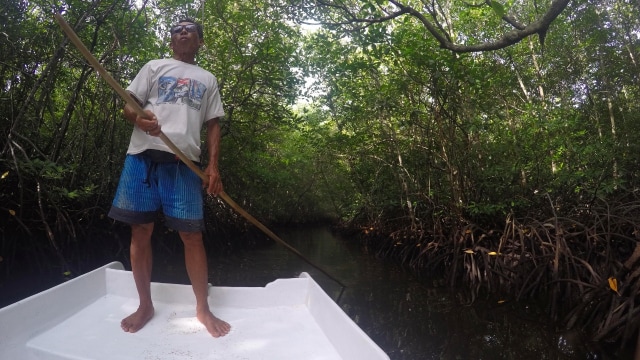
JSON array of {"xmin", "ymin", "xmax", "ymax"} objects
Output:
[{"xmin": 125, "ymin": 58, "xmax": 225, "ymax": 161}]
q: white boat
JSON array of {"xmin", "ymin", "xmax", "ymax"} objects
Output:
[{"xmin": 0, "ymin": 261, "xmax": 389, "ymax": 360}]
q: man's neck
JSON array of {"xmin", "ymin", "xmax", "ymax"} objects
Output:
[{"xmin": 173, "ymin": 52, "xmax": 196, "ymax": 64}]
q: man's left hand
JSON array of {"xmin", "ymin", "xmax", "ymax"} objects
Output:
[{"xmin": 204, "ymin": 165, "xmax": 223, "ymax": 196}]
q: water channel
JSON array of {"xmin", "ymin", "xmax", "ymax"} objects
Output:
[{"xmin": 1, "ymin": 225, "xmax": 628, "ymax": 359}]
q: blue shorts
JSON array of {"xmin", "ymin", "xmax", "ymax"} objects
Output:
[{"xmin": 108, "ymin": 154, "xmax": 205, "ymax": 232}]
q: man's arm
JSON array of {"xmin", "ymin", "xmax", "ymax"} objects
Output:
[
  {"xmin": 123, "ymin": 95, "xmax": 160, "ymax": 136},
  {"xmin": 204, "ymin": 117, "xmax": 223, "ymax": 195}
]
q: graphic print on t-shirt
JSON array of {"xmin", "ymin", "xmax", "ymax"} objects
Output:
[{"xmin": 157, "ymin": 76, "xmax": 206, "ymax": 110}]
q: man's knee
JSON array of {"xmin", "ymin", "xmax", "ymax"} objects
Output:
[
  {"xmin": 179, "ymin": 231, "xmax": 203, "ymax": 245},
  {"xmin": 131, "ymin": 223, "xmax": 154, "ymax": 240}
]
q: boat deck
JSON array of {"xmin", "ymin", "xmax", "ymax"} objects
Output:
[
  {"xmin": 0, "ymin": 262, "xmax": 389, "ymax": 360},
  {"xmin": 29, "ymin": 295, "xmax": 340, "ymax": 360}
]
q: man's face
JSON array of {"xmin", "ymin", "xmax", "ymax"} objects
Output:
[{"xmin": 169, "ymin": 22, "xmax": 203, "ymax": 55}]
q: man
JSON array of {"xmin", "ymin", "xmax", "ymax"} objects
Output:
[{"xmin": 108, "ymin": 18, "xmax": 231, "ymax": 338}]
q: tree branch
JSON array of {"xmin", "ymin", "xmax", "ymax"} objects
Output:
[
  {"xmin": 302, "ymin": 0, "xmax": 571, "ymax": 53},
  {"xmin": 394, "ymin": 0, "xmax": 570, "ymax": 52}
]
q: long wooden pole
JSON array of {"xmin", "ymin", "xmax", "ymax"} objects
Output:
[{"xmin": 53, "ymin": 13, "xmax": 346, "ymax": 295}]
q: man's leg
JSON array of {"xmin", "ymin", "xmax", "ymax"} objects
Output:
[
  {"xmin": 121, "ymin": 222, "xmax": 155, "ymax": 333},
  {"xmin": 179, "ymin": 231, "xmax": 231, "ymax": 338}
]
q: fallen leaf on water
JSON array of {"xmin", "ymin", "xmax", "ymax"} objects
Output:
[
  {"xmin": 608, "ymin": 277, "xmax": 620, "ymax": 296},
  {"xmin": 488, "ymin": 251, "xmax": 499, "ymax": 256},
  {"xmin": 464, "ymin": 249, "xmax": 475, "ymax": 254},
  {"xmin": 9, "ymin": 209, "xmax": 15, "ymax": 216},
  {"xmin": 1, "ymin": 171, "xmax": 8, "ymax": 180},
  {"xmin": 497, "ymin": 300, "xmax": 506, "ymax": 304}
]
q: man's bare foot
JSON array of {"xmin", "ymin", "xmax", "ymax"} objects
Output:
[
  {"xmin": 121, "ymin": 305, "xmax": 154, "ymax": 333},
  {"xmin": 197, "ymin": 309, "xmax": 231, "ymax": 338}
]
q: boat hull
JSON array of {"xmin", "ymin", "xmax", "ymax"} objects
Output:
[{"xmin": 0, "ymin": 262, "xmax": 389, "ymax": 360}]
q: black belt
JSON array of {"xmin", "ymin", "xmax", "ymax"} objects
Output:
[{"xmin": 141, "ymin": 149, "xmax": 200, "ymax": 166}]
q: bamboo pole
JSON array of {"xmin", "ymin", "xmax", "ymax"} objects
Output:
[{"xmin": 53, "ymin": 13, "xmax": 346, "ymax": 296}]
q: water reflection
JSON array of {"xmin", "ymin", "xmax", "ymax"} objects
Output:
[{"xmin": 171, "ymin": 226, "xmax": 598, "ymax": 360}]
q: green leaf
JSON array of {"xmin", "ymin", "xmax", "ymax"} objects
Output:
[{"xmin": 489, "ymin": 1, "xmax": 506, "ymax": 18}]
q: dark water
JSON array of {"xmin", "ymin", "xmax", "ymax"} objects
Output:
[{"xmin": 1, "ymin": 226, "xmax": 632, "ymax": 359}]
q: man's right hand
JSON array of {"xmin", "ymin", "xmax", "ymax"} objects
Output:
[
  {"xmin": 136, "ymin": 110, "xmax": 161, "ymax": 136},
  {"xmin": 124, "ymin": 104, "xmax": 160, "ymax": 136}
]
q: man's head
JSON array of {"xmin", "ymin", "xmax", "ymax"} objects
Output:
[
  {"xmin": 169, "ymin": 18, "xmax": 204, "ymax": 61},
  {"xmin": 170, "ymin": 18, "xmax": 203, "ymax": 40}
]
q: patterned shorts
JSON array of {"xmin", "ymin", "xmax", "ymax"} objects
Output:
[{"xmin": 108, "ymin": 154, "xmax": 205, "ymax": 232}]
